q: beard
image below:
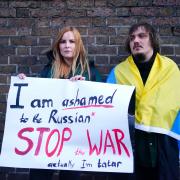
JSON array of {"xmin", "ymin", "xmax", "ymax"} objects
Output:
[{"xmin": 133, "ymin": 53, "xmax": 146, "ymax": 63}]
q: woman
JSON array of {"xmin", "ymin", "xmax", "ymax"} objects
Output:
[{"xmin": 18, "ymin": 26, "xmax": 101, "ymax": 180}]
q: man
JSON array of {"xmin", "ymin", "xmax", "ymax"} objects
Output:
[{"xmin": 107, "ymin": 22, "xmax": 180, "ymax": 180}]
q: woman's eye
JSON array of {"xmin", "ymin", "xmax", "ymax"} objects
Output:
[
  {"xmin": 60, "ymin": 40, "xmax": 66, "ymax": 44},
  {"xmin": 69, "ymin": 40, "xmax": 75, "ymax": 43}
]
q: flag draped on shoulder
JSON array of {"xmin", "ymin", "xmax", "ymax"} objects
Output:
[{"xmin": 110, "ymin": 53, "xmax": 180, "ymax": 140}]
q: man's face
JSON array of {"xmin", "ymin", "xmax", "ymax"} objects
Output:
[{"xmin": 129, "ymin": 26, "xmax": 153, "ymax": 60}]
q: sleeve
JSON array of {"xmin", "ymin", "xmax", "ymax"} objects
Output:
[
  {"xmin": 39, "ymin": 64, "xmax": 51, "ymax": 78},
  {"xmin": 106, "ymin": 67, "xmax": 116, "ymax": 84},
  {"xmin": 89, "ymin": 60, "xmax": 102, "ymax": 82}
]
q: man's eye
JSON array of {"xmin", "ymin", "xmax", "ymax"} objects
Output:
[
  {"xmin": 139, "ymin": 33, "xmax": 148, "ymax": 38},
  {"xmin": 129, "ymin": 36, "xmax": 135, "ymax": 41}
]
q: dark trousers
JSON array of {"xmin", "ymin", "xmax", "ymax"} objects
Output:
[
  {"xmin": 108, "ymin": 173, "xmax": 134, "ymax": 180},
  {"xmin": 29, "ymin": 169, "xmax": 80, "ymax": 180},
  {"xmin": 135, "ymin": 134, "xmax": 179, "ymax": 180}
]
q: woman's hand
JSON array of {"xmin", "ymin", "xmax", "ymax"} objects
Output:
[
  {"xmin": 69, "ymin": 75, "xmax": 85, "ymax": 81},
  {"xmin": 17, "ymin": 73, "xmax": 26, "ymax": 79}
]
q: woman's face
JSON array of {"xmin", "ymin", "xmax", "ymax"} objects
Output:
[{"xmin": 59, "ymin": 31, "xmax": 76, "ymax": 62}]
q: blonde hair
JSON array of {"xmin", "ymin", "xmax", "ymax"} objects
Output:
[{"xmin": 51, "ymin": 26, "xmax": 90, "ymax": 79}]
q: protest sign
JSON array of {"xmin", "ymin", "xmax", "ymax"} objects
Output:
[{"xmin": 0, "ymin": 76, "xmax": 135, "ymax": 173}]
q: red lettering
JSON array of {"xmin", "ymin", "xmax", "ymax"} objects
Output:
[
  {"xmin": 57, "ymin": 127, "xmax": 72, "ymax": 156},
  {"xmin": 15, "ymin": 127, "xmax": 72, "ymax": 157},
  {"xmin": 104, "ymin": 130, "xmax": 115, "ymax": 154},
  {"xmin": 87, "ymin": 129, "xmax": 103, "ymax": 155},
  {"xmin": 35, "ymin": 128, "xmax": 50, "ymax": 156},
  {"xmin": 113, "ymin": 129, "xmax": 130, "ymax": 157},
  {"xmin": 15, "ymin": 127, "xmax": 34, "ymax": 155},
  {"xmin": 87, "ymin": 129, "xmax": 130, "ymax": 157},
  {"xmin": 46, "ymin": 129, "xmax": 60, "ymax": 157}
]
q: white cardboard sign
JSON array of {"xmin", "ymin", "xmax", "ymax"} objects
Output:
[{"xmin": 0, "ymin": 76, "xmax": 134, "ymax": 173}]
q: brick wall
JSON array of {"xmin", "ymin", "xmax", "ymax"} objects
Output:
[{"xmin": 0, "ymin": 0, "xmax": 180, "ymax": 179}]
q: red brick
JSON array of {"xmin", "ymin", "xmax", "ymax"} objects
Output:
[
  {"xmin": 88, "ymin": 27, "xmax": 116, "ymax": 36},
  {"xmin": 0, "ymin": 8, "xmax": 16, "ymax": 17},
  {"xmin": 110, "ymin": 56, "xmax": 121, "ymax": 65},
  {"xmin": 88, "ymin": 46, "xmax": 117, "ymax": 55},
  {"xmin": 110, "ymin": 35, "xmax": 126, "ymax": 45},
  {"xmin": 0, "ymin": 2, "xmax": 8, "ymax": 8},
  {"xmin": 95, "ymin": 56, "xmax": 109, "ymax": 65},
  {"xmin": 10, "ymin": 56, "xmax": 37, "ymax": 65},
  {"xmin": 77, "ymin": 27, "xmax": 88, "ymax": 36},
  {"xmin": 177, "ymin": 8, "xmax": 180, "ymax": 16},
  {"xmin": 118, "ymin": 46, "xmax": 128, "ymax": 55},
  {"xmin": 31, "ymin": 65, "xmax": 45, "ymax": 74},
  {"xmin": 172, "ymin": 27, "xmax": 180, "ymax": 36},
  {"xmin": 38, "ymin": 37, "xmax": 51, "ymax": 45},
  {"xmin": 95, "ymin": 0, "xmax": 107, "ymax": 6},
  {"xmin": 117, "ymin": 27, "xmax": 129, "ymax": 35},
  {"xmin": 107, "ymin": 17, "xmax": 137, "ymax": 26},
  {"xmin": 175, "ymin": 47, "xmax": 180, "ymax": 55},
  {"xmin": 161, "ymin": 46, "xmax": 174, "ymax": 55},
  {"xmin": 9, "ymin": 1, "xmax": 41, "ymax": 8},
  {"xmin": 107, "ymin": 0, "xmax": 137, "ymax": 7},
  {"xmin": 36, "ymin": 18, "xmax": 50, "ymax": 27},
  {"xmin": 87, "ymin": 8, "xmax": 115, "ymax": 17},
  {"xmin": 0, "ymin": 65, "xmax": 16, "ymax": 74},
  {"xmin": 8, "ymin": 18, "xmax": 34, "ymax": 28},
  {"xmin": 67, "ymin": 0, "xmax": 94, "ymax": 7},
  {"xmin": 0, "ymin": 94, "xmax": 6, "ymax": 102},
  {"xmin": 32, "ymin": 27, "xmax": 57, "ymax": 36},
  {"xmin": 17, "ymin": 47, "xmax": 30, "ymax": 55},
  {"xmin": 98, "ymin": 65, "xmax": 112, "ymax": 74},
  {"xmin": 63, "ymin": 18, "xmax": 92, "ymax": 27},
  {"xmin": 153, "ymin": 0, "xmax": 177, "ymax": 6},
  {"xmin": 82, "ymin": 36, "xmax": 95, "ymax": 45},
  {"xmin": 31, "ymin": 8, "xmax": 61, "ymax": 18},
  {"xmin": 96, "ymin": 36, "xmax": 109, "ymax": 45},
  {"xmin": 49, "ymin": 0, "xmax": 66, "ymax": 8},
  {"xmin": 138, "ymin": 0, "xmax": 152, "ymax": 6},
  {"xmin": 152, "ymin": 17, "xmax": 180, "ymax": 26},
  {"xmin": 0, "ymin": 56, "xmax": 8, "ymax": 64},
  {"xmin": 0, "ymin": 85, "xmax": 9, "ymax": 94},
  {"xmin": 116, "ymin": 8, "xmax": 130, "ymax": 16},
  {"xmin": 0, "ymin": 46, "xmax": 15, "ymax": 56},
  {"xmin": 0, "ymin": 75, "xmax": 8, "ymax": 84},
  {"xmin": 160, "ymin": 36, "xmax": 180, "ymax": 44},
  {"xmin": 0, "ymin": 27, "xmax": 16, "ymax": 36},
  {"xmin": 159, "ymin": 26, "xmax": 172, "ymax": 35},
  {"xmin": 10, "ymin": 36, "xmax": 37, "ymax": 46},
  {"xmin": 17, "ymin": 27, "xmax": 31, "ymax": 35},
  {"xmin": 0, "ymin": 19, "xmax": 7, "ymax": 26},
  {"xmin": 92, "ymin": 18, "xmax": 106, "ymax": 27},
  {"xmin": 16, "ymin": 8, "xmax": 30, "ymax": 18},
  {"xmin": 130, "ymin": 7, "xmax": 174, "ymax": 16}
]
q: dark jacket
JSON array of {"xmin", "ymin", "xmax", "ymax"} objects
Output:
[{"xmin": 40, "ymin": 50, "xmax": 102, "ymax": 82}]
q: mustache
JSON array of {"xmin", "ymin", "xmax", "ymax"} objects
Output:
[{"xmin": 133, "ymin": 44, "xmax": 143, "ymax": 49}]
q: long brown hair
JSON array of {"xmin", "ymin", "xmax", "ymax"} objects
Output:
[{"xmin": 51, "ymin": 26, "xmax": 90, "ymax": 79}]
